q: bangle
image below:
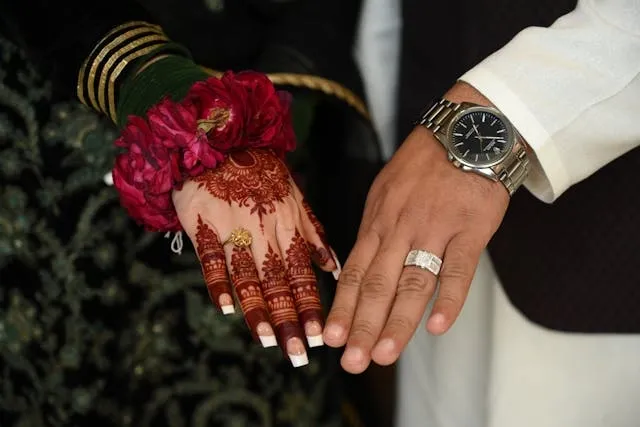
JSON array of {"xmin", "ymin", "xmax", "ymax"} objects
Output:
[
  {"xmin": 112, "ymin": 70, "xmax": 297, "ymax": 232},
  {"xmin": 77, "ymin": 21, "xmax": 190, "ymax": 121}
]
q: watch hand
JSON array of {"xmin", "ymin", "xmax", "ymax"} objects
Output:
[
  {"xmin": 464, "ymin": 128, "xmax": 476, "ymax": 139},
  {"xmin": 475, "ymin": 136, "xmax": 502, "ymax": 140},
  {"xmin": 484, "ymin": 141, "xmax": 497, "ymax": 151}
]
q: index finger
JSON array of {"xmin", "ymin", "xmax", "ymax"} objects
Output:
[{"xmin": 323, "ymin": 230, "xmax": 380, "ymax": 347}]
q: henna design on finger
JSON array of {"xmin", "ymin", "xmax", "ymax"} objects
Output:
[
  {"xmin": 192, "ymin": 150, "xmax": 292, "ymax": 230},
  {"xmin": 195, "ymin": 215, "xmax": 234, "ymax": 314},
  {"xmin": 261, "ymin": 244, "xmax": 308, "ymax": 364},
  {"xmin": 261, "ymin": 245, "xmax": 301, "ymax": 328},
  {"xmin": 301, "ymin": 199, "xmax": 332, "ymax": 266},
  {"xmin": 229, "ymin": 246, "xmax": 275, "ymax": 346},
  {"xmin": 285, "ymin": 230, "xmax": 324, "ymax": 347}
]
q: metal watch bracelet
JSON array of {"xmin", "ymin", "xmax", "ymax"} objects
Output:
[{"xmin": 416, "ymin": 99, "xmax": 530, "ymax": 196}]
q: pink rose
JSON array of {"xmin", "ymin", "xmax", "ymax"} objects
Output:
[{"xmin": 113, "ymin": 117, "xmax": 182, "ymax": 232}]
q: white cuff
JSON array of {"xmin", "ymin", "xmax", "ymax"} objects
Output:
[{"xmin": 460, "ymin": 67, "xmax": 570, "ymax": 203}]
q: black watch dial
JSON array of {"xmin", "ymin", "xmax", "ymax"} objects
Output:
[{"xmin": 450, "ymin": 110, "xmax": 511, "ymax": 166}]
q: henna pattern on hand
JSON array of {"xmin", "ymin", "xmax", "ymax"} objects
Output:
[
  {"xmin": 229, "ymin": 246, "xmax": 271, "ymax": 341},
  {"xmin": 192, "ymin": 150, "xmax": 292, "ymax": 229},
  {"xmin": 261, "ymin": 244, "xmax": 302, "ymax": 346},
  {"xmin": 195, "ymin": 215, "xmax": 231, "ymax": 311},
  {"xmin": 285, "ymin": 229, "xmax": 323, "ymax": 328},
  {"xmin": 302, "ymin": 200, "xmax": 332, "ymax": 266}
]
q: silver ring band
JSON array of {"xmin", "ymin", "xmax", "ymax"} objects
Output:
[{"xmin": 404, "ymin": 249, "xmax": 442, "ymax": 276}]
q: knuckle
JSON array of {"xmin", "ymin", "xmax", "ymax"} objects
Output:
[
  {"xmin": 328, "ymin": 306, "xmax": 353, "ymax": 321},
  {"xmin": 385, "ymin": 314, "xmax": 419, "ymax": 333},
  {"xmin": 436, "ymin": 293, "xmax": 462, "ymax": 310},
  {"xmin": 397, "ymin": 270, "xmax": 432, "ymax": 296},
  {"xmin": 361, "ymin": 273, "xmax": 393, "ymax": 300},
  {"xmin": 440, "ymin": 260, "xmax": 472, "ymax": 281},
  {"xmin": 455, "ymin": 205, "xmax": 478, "ymax": 221},
  {"xmin": 339, "ymin": 266, "xmax": 367, "ymax": 289},
  {"xmin": 350, "ymin": 320, "xmax": 377, "ymax": 339}
]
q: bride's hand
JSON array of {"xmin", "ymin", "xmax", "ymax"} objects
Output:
[{"xmin": 173, "ymin": 148, "xmax": 339, "ymax": 367}]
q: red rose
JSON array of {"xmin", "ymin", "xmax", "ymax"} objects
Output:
[
  {"xmin": 111, "ymin": 70, "xmax": 297, "ymax": 233},
  {"xmin": 233, "ymin": 71, "xmax": 297, "ymax": 154},
  {"xmin": 147, "ymin": 98, "xmax": 225, "ymax": 176},
  {"xmin": 269, "ymin": 91, "xmax": 297, "ymax": 155},
  {"xmin": 113, "ymin": 117, "xmax": 182, "ymax": 232},
  {"xmin": 186, "ymin": 75, "xmax": 248, "ymax": 151}
]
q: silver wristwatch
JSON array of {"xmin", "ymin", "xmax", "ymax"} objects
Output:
[{"xmin": 416, "ymin": 99, "xmax": 529, "ymax": 195}]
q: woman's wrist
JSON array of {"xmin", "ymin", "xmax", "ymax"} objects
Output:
[{"xmin": 76, "ymin": 21, "xmax": 192, "ymax": 124}]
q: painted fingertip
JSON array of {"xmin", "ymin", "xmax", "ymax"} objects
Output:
[
  {"xmin": 259, "ymin": 335, "xmax": 278, "ymax": 348},
  {"xmin": 330, "ymin": 248, "xmax": 341, "ymax": 280},
  {"xmin": 306, "ymin": 335, "xmax": 324, "ymax": 348},
  {"xmin": 289, "ymin": 353, "xmax": 309, "ymax": 368},
  {"xmin": 221, "ymin": 305, "xmax": 235, "ymax": 315}
]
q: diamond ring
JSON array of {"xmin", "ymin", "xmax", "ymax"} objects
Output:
[{"xmin": 404, "ymin": 249, "xmax": 442, "ymax": 276}]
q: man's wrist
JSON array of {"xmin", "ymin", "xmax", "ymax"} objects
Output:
[
  {"xmin": 444, "ymin": 81, "xmax": 532, "ymax": 155},
  {"xmin": 417, "ymin": 82, "xmax": 528, "ymax": 197},
  {"xmin": 443, "ymin": 81, "xmax": 493, "ymax": 107}
]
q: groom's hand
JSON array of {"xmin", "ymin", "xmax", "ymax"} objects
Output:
[{"xmin": 323, "ymin": 83, "xmax": 512, "ymax": 374}]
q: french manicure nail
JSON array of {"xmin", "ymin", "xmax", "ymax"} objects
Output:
[
  {"xmin": 219, "ymin": 294, "xmax": 235, "ymax": 315},
  {"xmin": 305, "ymin": 321, "xmax": 324, "ymax": 348},
  {"xmin": 256, "ymin": 322, "xmax": 277, "ymax": 348},
  {"xmin": 221, "ymin": 306, "xmax": 235, "ymax": 314},
  {"xmin": 330, "ymin": 248, "xmax": 341, "ymax": 280},
  {"xmin": 287, "ymin": 337, "xmax": 309, "ymax": 367}
]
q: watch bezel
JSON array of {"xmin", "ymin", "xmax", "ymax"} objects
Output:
[{"xmin": 442, "ymin": 105, "xmax": 516, "ymax": 168}]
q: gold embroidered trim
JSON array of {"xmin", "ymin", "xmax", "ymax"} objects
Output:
[{"xmin": 204, "ymin": 68, "xmax": 370, "ymax": 120}]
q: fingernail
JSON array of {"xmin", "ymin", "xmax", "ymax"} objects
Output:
[
  {"xmin": 256, "ymin": 322, "xmax": 277, "ymax": 348},
  {"xmin": 330, "ymin": 248, "xmax": 341, "ymax": 280},
  {"xmin": 305, "ymin": 321, "xmax": 324, "ymax": 348},
  {"xmin": 219, "ymin": 294, "xmax": 235, "ymax": 315},
  {"xmin": 342, "ymin": 346, "xmax": 364, "ymax": 365},
  {"xmin": 374, "ymin": 338, "xmax": 396, "ymax": 356},
  {"xmin": 287, "ymin": 337, "xmax": 309, "ymax": 368},
  {"xmin": 427, "ymin": 313, "xmax": 446, "ymax": 334},
  {"xmin": 324, "ymin": 324, "xmax": 344, "ymax": 341}
]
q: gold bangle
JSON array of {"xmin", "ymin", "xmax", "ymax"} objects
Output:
[
  {"xmin": 78, "ymin": 21, "xmax": 154, "ymax": 107},
  {"xmin": 203, "ymin": 67, "xmax": 370, "ymax": 120},
  {"xmin": 106, "ymin": 44, "xmax": 170, "ymax": 123},
  {"xmin": 97, "ymin": 33, "xmax": 169, "ymax": 117},
  {"xmin": 87, "ymin": 27, "xmax": 164, "ymax": 112},
  {"xmin": 77, "ymin": 22, "xmax": 164, "ymax": 111}
]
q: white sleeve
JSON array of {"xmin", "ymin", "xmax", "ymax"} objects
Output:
[{"xmin": 460, "ymin": 0, "xmax": 640, "ymax": 203}]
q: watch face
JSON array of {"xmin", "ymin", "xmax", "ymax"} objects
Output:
[{"xmin": 449, "ymin": 109, "xmax": 513, "ymax": 167}]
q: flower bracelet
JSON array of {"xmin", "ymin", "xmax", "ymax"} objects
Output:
[{"xmin": 112, "ymin": 71, "xmax": 297, "ymax": 232}]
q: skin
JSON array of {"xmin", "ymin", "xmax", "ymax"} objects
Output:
[
  {"xmin": 323, "ymin": 82, "xmax": 519, "ymax": 374},
  {"xmin": 173, "ymin": 149, "xmax": 337, "ymax": 366}
]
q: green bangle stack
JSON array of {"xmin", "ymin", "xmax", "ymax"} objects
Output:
[{"xmin": 116, "ymin": 53, "xmax": 209, "ymax": 128}]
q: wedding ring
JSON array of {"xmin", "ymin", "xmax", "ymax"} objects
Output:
[
  {"xmin": 224, "ymin": 228, "xmax": 253, "ymax": 248},
  {"xmin": 404, "ymin": 249, "xmax": 442, "ymax": 276}
]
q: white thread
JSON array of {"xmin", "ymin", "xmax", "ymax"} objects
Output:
[{"xmin": 164, "ymin": 231, "xmax": 184, "ymax": 255}]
